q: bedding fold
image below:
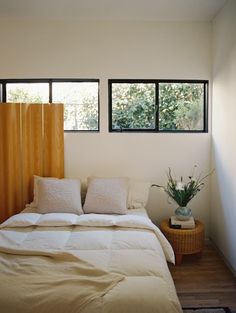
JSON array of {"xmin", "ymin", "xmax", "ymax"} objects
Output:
[{"xmin": 0, "ymin": 248, "xmax": 124, "ymax": 313}]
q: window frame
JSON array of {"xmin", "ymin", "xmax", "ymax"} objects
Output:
[
  {"xmin": 0, "ymin": 78, "xmax": 100, "ymax": 132},
  {"xmin": 108, "ymin": 79, "xmax": 208, "ymax": 133}
]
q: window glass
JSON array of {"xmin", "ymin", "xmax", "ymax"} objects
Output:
[
  {"xmin": 109, "ymin": 80, "xmax": 207, "ymax": 132},
  {"xmin": 52, "ymin": 82, "xmax": 99, "ymax": 131},
  {"xmin": 159, "ymin": 83, "xmax": 204, "ymax": 131},
  {"xmin": 6, "ymin": 83, "xmax": 49, "ymax": 103},
  {"xmin": 111, "ymin": 83, "xmax": 155, "ymax": 130}
]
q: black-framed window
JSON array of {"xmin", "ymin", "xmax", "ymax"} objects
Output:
[
  {"xmin": 0, "ymin": 79, "xmax": 100, "ymax": 132},
  {"xmin": 109, "ymin": 79, "xmax": 208, "ymax": 133}
]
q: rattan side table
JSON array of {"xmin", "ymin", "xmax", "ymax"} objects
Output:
[{"xmin": 160, "ymin": 219, "xmax": 204, "ymax": 265}]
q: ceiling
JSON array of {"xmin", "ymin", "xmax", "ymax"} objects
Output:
[{"xmin": 0, "ymin": 0, "xmax": 227, "ymax": 21}]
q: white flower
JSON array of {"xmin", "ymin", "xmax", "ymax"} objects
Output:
[{"xmin": 176, "ymin": 182, "xmax": 184, "ymax": 190}]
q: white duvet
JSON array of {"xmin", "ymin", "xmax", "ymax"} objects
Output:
[{"xmin": 0, "ymin": 212, "xmax": 182, "ymax": 313}]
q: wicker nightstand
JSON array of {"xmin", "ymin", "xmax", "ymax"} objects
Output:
[{"xmin": 160, "ymin": 219, "xmax": 204, "ymax": 265}]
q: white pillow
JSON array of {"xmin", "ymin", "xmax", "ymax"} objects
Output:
[
  {"xmin": 37, "ymin": 179, "xmax": 83, "ymax": 215},
  {"xmin": 83, "ymin": 177, "xmax": 128, "ymax": 215},
  {"xmin": 28, "ymin": 175, "xmax": 58, "ymax": 208},
  {"xmin": 128, "ymin": 180, "xmax": 151, "ymax": 209}
]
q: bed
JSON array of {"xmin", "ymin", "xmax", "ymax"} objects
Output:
[{"xmin": 0, "ymin": 177, "xmax": 182, "ymax": 313}]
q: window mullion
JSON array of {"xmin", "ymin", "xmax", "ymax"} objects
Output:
[
  {"xmin": 204, "ymin": 82, "xmax": 208, "ymax": 132},
  {"xmin": 2, "ymin": 81, "xmax": 6, "ymax": 102},
  {"xmin": 49, "ymin": 80, "xmax": 52, "ymax": 103},
  {"xmin": 155, "ymin": 82, "xmax": 159, "ymax": 132}
]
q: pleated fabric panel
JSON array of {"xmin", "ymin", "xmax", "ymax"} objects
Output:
[{"xmin": 0, "ymin": 103, "xmax": 64, "ymax": 222}]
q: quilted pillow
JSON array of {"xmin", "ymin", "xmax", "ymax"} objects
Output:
[
  {"xmin": 83, "ymin": 177, "xmax": 128, "ymax": 214},
  {"xmin": 28, "ymin": 175, "xmax": 58, "ymax": 208},
  {"xmin": 37, "ymin": 179, "xmax": 83, "ymax": 215}
]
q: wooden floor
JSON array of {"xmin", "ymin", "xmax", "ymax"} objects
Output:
[{"xmin": 169, "ymin": 241, "xmax": 236, "ymax": 311}]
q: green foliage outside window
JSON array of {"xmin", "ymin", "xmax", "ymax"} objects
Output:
[
  {"xmin": 6, "ymin": 82, "xmax": 99, "ymax": 131},
  {"xmin": 5, "ymin": 80, "xmax": 206, "ymax": 132},
  {"xmin": 111, "ymin": 81, "xmax": 205, "ymax": 131},
  {"xmin": 7, "ymin": 88, "xmax": 44, "ymax": 103},
  {"xmin": 112, "ymin": 83, "xmax": 155, "ymax": 130},
  {"xmin": 52, "ymin": 82, "xmax": 98, "ymax": 131},
  {"xmin": 63, "ymin": 99, "xmax": 98, "ymax": 131},
  {"xmin": 159, "ymin": 83, "xmax": 204, "ymax": 131}
]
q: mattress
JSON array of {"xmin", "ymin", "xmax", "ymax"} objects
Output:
[{"xmin": 0, "ymin": 209, "xmax": 182, "ymax": 313}]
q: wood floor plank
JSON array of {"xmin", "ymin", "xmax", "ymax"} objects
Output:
[{"xmin": 169, "ymin": 242, "xmax": 236, "ymax": 310}]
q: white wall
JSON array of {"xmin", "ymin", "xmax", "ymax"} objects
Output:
[
  {"xmin": 0, "ymin": 19, "xmax": 212, "ymax": 228},
  {"xmin": 211, "ymin": 0, "xmax": 236, "ymax": 272}
]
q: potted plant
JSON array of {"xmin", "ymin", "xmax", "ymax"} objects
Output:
[{"xmin": 152, "ymin": 166, "xmax": 213, "ymax": 220}]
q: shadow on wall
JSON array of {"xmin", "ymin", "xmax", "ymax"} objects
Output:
[{"xmin": 210, "ymin": 138, "xmax": 236, "ymax": 272}]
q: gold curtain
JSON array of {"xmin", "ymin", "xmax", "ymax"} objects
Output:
[{"xmin": 0, "ymin": 103, "xmax": 64, "ymax": 222}]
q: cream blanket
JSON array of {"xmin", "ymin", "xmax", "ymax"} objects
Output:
[
  {"xmin": 0, "ymin": 212, "xmax": 182, "ymax": 313},
  {"xmin": 0, "ymin": 248, "xmax": 124, "ymax": 313}
]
